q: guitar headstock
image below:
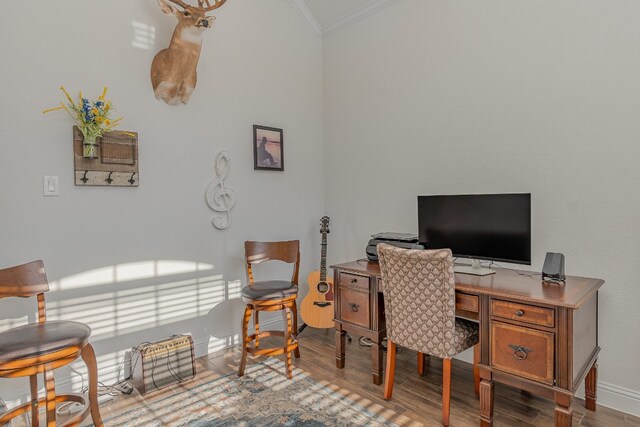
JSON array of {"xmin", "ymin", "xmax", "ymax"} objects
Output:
[{"xmin": 320, "ymin": 216, "xmax": 331, "ymax": 234}]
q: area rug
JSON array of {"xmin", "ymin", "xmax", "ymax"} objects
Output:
[{"xmin": 103, "ymin": 359, "xmax": 397, "ymax": 426}]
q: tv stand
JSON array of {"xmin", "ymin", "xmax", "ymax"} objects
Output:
[{"xmin": 454, "ymin": 259, "xmax": 496, "ymax": 276}]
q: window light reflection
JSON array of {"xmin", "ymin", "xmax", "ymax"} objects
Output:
[{"xmin": 131, "ymin": 21, "xmax": 156, "ymax": 50}]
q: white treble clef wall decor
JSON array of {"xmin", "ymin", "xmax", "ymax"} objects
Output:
[{"xmin": 205, "ymin": 151, "xmax": 236, "ymax": 229}]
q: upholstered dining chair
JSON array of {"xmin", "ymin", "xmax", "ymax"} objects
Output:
[
  {"xmin": 0, "ymin": 260, "xmax": 103, "ymax": 426},
  {"xmin": 238, "ymin": 240, "xmax": 301, "ymax": 379},
  {"xmin": 378, "ymin": 244, "xmax": 479, "ymax": 427}
]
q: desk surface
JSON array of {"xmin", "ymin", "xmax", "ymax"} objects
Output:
[{"xmin": 331, "ymin": 260, "xmax": 604, "ymax": 309}]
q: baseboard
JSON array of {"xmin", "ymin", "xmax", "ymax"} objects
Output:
[{"xmin": 595, "ymin": 381, "xmax": 640, "ymax": 417}]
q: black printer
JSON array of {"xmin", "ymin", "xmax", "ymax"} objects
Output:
[{"xmin": 366, "ymin": 232, "xmax": 423, "ymax": 261}]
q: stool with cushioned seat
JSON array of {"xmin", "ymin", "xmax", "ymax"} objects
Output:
[
  {"xmin": 238, "ymin": 240, "xmax": 301, "ymax": 379},
  {"xmin": 0, "ymin": 260, "xmax": 103, "ymax": 427}
]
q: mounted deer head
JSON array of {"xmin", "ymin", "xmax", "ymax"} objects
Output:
[{"xmin": 151, "ymin": 0, "xmax": 227, "ymax": 106}]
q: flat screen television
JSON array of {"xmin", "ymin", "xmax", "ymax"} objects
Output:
[{"xmin": 417, "ymin": 193, "xmax": 531, "ymax": 275}]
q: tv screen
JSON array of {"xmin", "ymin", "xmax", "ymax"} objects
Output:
[{"xmin": 418, "ymin": 193, "xmax": 531, "ymax": 265}]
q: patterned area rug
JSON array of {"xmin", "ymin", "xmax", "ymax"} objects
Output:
[{"xmin": 103, "ymin": 360, "xmax": 397, "ymax": 426}]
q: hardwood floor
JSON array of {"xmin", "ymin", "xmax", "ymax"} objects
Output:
[{"xmin": 90, "ymin": 327, "xmax": 639, "ymax": 426}]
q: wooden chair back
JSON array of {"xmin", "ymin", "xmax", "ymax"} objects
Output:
[
  {"xmin": 244, "ymin": 240, "xmax": 300, "ymax": 286},
  {"xmin": 378, "ymin": 244, "xmax": 457, "ymax": 359},
  {"xmin": 0, "ymin": 260, "xmax": 49, "ymax": 322}
]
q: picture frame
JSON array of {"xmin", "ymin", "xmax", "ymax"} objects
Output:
[{"xmin": 253, "ymin": 125, "xmax": 284, "ymax": 171}]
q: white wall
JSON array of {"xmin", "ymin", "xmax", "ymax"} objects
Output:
[
  {"xmin": 0, "ymin": 0, "xmax": 323, "ymax": 403},
  {"xmin": 323, "ymin": 0, "xmax": 640, "ymax": 414}
]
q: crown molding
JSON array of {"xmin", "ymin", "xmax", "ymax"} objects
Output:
[
  {"xmin": 321, "ymin": 0, "xmax": 405, "ymax": 38},
  {"xmin": 286, "ymin": 0, "xmax": 322, "ymax": 38}
]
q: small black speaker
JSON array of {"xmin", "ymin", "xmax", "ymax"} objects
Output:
[{"xmin": 542, "ymin": 252, "xmax": 565, "ymax": 282}]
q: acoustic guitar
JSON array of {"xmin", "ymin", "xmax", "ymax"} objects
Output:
[{"xmin": 300, "ymin": 216, "xmax": 335, "ymax": 329}]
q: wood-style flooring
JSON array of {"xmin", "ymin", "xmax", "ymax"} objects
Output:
[{"xmin": 91, "ymin": 327, "xmax": 639, "ymax": 426}]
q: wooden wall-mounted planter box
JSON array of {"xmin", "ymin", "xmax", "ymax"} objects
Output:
[{"xmin": 73, "ymin": 126, "xmax": 139, "ymax": 187}]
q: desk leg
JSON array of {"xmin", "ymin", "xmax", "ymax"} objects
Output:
[
  {"xmin": 554, "ymin": 392, "xmax": 573, "ymax": 427},
  {"xmin": 335, "ymin": 329, "xmax": 346, "ymax": 369},
  {"xmin": 479, "ymin": 369, "xmax": 494, "ymax": 427},
  {"xmin": 371, "ymin": 339, "xmax": 383, "ymax": 385},
  {"xmin": 585, "ymin": 361, "xmax": 598, "ymax": 411}
]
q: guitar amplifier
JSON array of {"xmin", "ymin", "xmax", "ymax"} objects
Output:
[{"xmin": 131, "ymin": 335, "xmax": 196, "ymax": 395}]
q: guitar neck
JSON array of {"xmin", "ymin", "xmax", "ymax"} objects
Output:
[{"xmin": 320, "ymin": 232, "xmax": 328, "ymax": 282}]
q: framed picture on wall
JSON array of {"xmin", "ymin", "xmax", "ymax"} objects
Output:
[{"xmin": 253, "ymin": 125, "xmax": 284, "ymax": 171}]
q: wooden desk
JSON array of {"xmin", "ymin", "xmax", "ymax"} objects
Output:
[{"xmin": 331, "ymin": 260, "xmax": 603, "ymax": 427}]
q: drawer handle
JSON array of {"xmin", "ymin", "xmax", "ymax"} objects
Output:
[
  {"xmin": 350, "ymin": 278, "xmax": 358, "ymax": 283},
  {"xmin": 515, "ymin": 310, "xmax": 525, "ymax": 317},
  {"xmin": 349, "ymin": 303, "xmax": 360, "ymax": 312},
  {"xmin": 509, "ymin": 344, "xmax": 533, "ymax": 360}
]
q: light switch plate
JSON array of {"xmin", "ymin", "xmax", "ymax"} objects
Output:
[{"xmin": 43, "ymin": 176, "xmax": 59, "ymax": 196}]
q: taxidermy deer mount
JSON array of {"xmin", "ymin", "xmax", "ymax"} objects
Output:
[{"xmin": 151, "ymin": 0, "xmax": 227, "ymax": 106}]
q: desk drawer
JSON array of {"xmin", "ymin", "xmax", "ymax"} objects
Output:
[
  {"xmin": 456, "ymin": 293, "xmax": 479, "ymax": 313},
  {"xmin": 491, "ymin": 322, "xmax": 554, "ymax": 385},
  {"xmin": 339, "ymin": 272, "xmax": 369, "ymax": 290},
  {"xmin": 338, "ymin": 273, "xmax": 370, "ymax": 328},
  {"xmin": 491, "ymin": 299, "xmax": 554, "ymax": 327}
]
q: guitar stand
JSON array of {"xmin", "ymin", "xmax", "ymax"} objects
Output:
[
  {"xmin": 297, "ymin": 323, "xmax": 352, "ymax": 342},
  {"xmin": 297, "ymin": 323, "xmax": 307, "ymax": 335}
]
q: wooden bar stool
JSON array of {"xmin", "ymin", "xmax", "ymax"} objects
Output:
[
  {"xmin": 238, "ymin": 240, "xmax": 301, "ymax": 379},
  {"xmin": 0, "ymin": 260, "xmax": 103, "ymax": 427}
]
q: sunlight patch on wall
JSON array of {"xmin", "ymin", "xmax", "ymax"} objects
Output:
[
  {"xmin": 0, "ymin": 260, "xmax": 239, "ymax": 405},
  {"xmin": 157, "ymin": 260, "xmax": 214, "ymax": 276},
  {"xmin": 0, "ymin": 318, "xmax": 25, "ymax": 331},
  {"xmin": 51, "ymin": 261, "xmax": 215, "ymax": 291},
  {"xmin": 58, "ymin": 266, "xmax": 115, "ymax": 290},
  {"xmin": 207, "ymin": 337, "xmax": 227, "ymax": 355},
  {"xmin": 227, "ymin": 279, "xmax": 242, "ymax": 299},
  {"xmin": 116, "ymin": 262, "xmax": 156, "ymax": 282},
  {"xmin": 48, "ymin": 274, "xmax": 225, "ymax": 339},
  {"xmin": 132, "ymin": 21, "xmax": 156, "ymax": 50}
]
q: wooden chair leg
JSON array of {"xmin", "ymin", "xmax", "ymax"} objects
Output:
[
  {"xmin": 292, "ymin": 302, "xmax": 301, "ymax": 358},
  {"xmin": 238, "ymin": 305, "xmax": 252, "ymax": 377},
  {"xmin": 254, "ymin": 310, "xmax": 260, "ymax": 349},
  {"xmin": 81, "ymin": 343, "xmax": 104, "ymax": 427},
  {"xmin": 283, "ymin": 306, "xmax": 293, "ymax": 379},
  {"xmin": 383, "ymin": 340, "xmax": 397, "ymax": 399},
  {"xmin": 473, "ymin": 343, "xmax": 480, "ymax": 396},
  {"xmin": 29, "ymin": 374, "xmax": 39, "ymax": 427},
  {"xmin": 442, "ymin": 358, "xmax": 452, "ymax": 427},
  {"xmin": 417, "ymin": 351, "xmax": 425, "ymax": 376},
  {"xmin": 44, "ymin": 365, "xmax": 56, "ymax": 427}
]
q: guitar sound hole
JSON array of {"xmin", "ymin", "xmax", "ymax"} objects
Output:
[{"xmin": 317, "ymin": 282, "xmax": 329, "ymax": 294}]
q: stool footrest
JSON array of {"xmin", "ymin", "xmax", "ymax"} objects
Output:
[{"xmin": 247, "ymin": 340, "xmax": 299, "ymax": 356}]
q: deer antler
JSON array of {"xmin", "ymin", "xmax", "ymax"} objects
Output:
[
  {"xmin": 198, "ymin": 0, "xmax": 227, "ymax": 12},
  {"xmin": 167, "ymin": 0, "xmax": 191, "ymax": 9}
]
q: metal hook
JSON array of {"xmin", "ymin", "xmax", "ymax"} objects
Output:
[
  {"xmin": 128, "ymin": 172, "xmax": 136, "ymax": 185},
  {"xmin": 105, "ymin": 171, "xmax": 114, "ymax": 184},
  {"xmin": 80, "ymin": 171, "xmax": 89, "ymax": 184}
]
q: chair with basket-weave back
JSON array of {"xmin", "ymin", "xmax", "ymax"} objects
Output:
[
  {"xmin": 378, "ymin": 244, "xmax": 480, "ymax": 426},
  {"xmin": 0, "ymin": 260, "xmax": 103, "ymax": 426}
]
